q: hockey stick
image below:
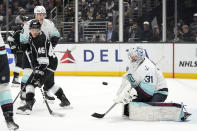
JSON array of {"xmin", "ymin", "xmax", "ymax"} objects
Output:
[
  {"xmin": 25, "ymin": 51, "xmax": 64, "ymax": 117},
  {"xmin": 91, "ymin": 103, "xmax": 117, "ymax": 118},
  {"xmin": 13, "ymin": 86, "xmax": 26, "ymax": 104},
  {"xmin": 13, "ymin": 71, "xmax": 35, "ymax": 104},
  {"xmin": 155, "ymin": 56, "xmax": 165, "ymax": 65},
  {"xmin": 55, "ymin": 45, "xmax": 76, "ymax": 53}
]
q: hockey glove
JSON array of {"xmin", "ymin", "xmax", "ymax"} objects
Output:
[
  {"xmin": 33, "ymin": 69, "xmax": 45, "ymax": 87},
  {"xmin": 20, "ymin": 43, "xmax": 30, "ymax": 52},
  {"xmin": 10, "ymin": 44, "xmax": 18, "ymax": 54},
  {"xmin": 114, "ymin": 87, "xmax": 137, "ymax": 104},
  {"xmin": 50, "ymin": 36, "xmax": 60, "ymax": 47}
]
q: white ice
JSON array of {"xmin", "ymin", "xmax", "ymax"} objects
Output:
[{"xmin": 0, "ymin": 77, "xmax": 197, "ymax": 131}]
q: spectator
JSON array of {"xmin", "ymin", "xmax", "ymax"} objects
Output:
[
  {"xmin": 92, "ymin": 0, "xmax": 100, "ymax": 21},
  {"xmin": 106, "ymin": 0, "xmax": 114, "ymax": 21},
  {"xmin": 105, "ymin": 21, "xmax": 119, "ymax": 42},
  {"xmin": 25, "ymin": 1, "xmax": 34, "ymax": 13},
  {"xmin": 167, "ymin": 27, "xmax": 182, "ymax": 42},
  {"xmin": 124, "ymin": 18, "xmax": 134, "ymax": 42},
  {"xmin": 18, "ymin": 0, "xmax": 28, "ymax": 9},
  {"xmin": 128, "ymin": 22, "xmax": 142, "ymax": 42},
  {"xmin": 91, "ymin": 32, "xmax": 105, "ymax": 42},
  {"xmin": 106, "ymin": 0, "xmax": 114, "ymax": 11},
  {"xmin": 67, "ymin": 24, "xmax": 75, "ymax": 42},
  {"xmin": 15, "ymin": 8, "xmax": 25, "ymax": 25},
  {"xmin": 80, "ymin": 0, "xmax": 89, "ymax": 21},
  {"xmin": 141, "ymin": 21, "xmax": 153, "ymax": 42},
  {"xmin": 98, "ymin": 3, "xmax": 108, "ymax": 21},
  {"xmin": 180, "ymin": 24, "xmax": 196, "ymax": 42},
  {"xmin": 189, "ymin": 13, "xmax": 197, "ymax": 37},
  {"xmin": 12, "ymin": 2, "xmax": 20, "ymax": 15},
  {"xmin": 0, "ymin": 4, "xmax": 5, "ymax": 16},
  {"xmin": 151, "ymin": 25, "xmax": 161, "ymax": 42}
]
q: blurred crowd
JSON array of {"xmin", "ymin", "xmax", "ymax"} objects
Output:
[
  {"xmin": 0, "ymin": 0, "xmax": 197, "ymax": 43},
  {"xmin": 0, "ymin": 0, "xmax": 61, "ymax": 30}
]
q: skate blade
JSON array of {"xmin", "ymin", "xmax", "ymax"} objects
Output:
[
  {"xmin": 16, "ymin": 109, "xmax": 31, "ymax": 115},
  {"xmin": 8, "ymin": 126, "xmax": 19, "ymax": 131},
  {"xmin": 8, "ymin": 128, "xmax": 19, "ymax": 131},
  {"xmin": 61, "ymin": 105, "xmax": 73, "ymax": 109}
]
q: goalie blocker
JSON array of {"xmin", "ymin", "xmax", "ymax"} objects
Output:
[{"xmin": 125, "ymin": 102, "xmax": 191, "ymax": 121}]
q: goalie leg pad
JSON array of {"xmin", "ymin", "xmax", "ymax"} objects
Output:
[{"xmin": 128, "ymin": 102, "xmax": 187, "ymax": 121}]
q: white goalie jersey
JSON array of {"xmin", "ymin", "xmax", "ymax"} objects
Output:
[
  {"xmin": 123, "ymin": 57, "xmax": 168, "ymax": 98},
  {"xmin": 20, "ymin": 19, "xmax": 60, "ymax": 44}
]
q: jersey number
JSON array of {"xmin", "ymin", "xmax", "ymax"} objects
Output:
[
  {"xmin": 38, "ymin": 47, "xmax": 45, "ymax": 54},
  {"xmin": 145, "ymin": 76, "xmax": 153, "ymax": 83}
]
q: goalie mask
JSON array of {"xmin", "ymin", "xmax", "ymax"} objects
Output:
[{"xmin": 128, "ymin": 45, "xmax": 145, "ymax": 63}]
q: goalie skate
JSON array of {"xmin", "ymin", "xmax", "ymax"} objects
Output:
[{"xmin": 181, "ymin": 112, "xmax": 191, "ymax": 121}]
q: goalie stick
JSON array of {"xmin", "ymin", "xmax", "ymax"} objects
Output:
[
  {"xmin": 91, "ymin": 103, "xmax": 117, "ymax": 118},
  {"xmin": 25, "ymin": 51, "xmax": 65, "ymax": 117}
]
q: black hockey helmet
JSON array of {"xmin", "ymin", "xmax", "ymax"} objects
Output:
[
  {"xmin": 29, "ymin": 19, "xmax": 41, "ymax": 29},
  {"xmin": 21, "ymin": 16, "xmax": 30, "ymax": 22}
]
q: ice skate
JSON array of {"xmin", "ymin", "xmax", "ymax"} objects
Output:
[
  {"xmin": 4, "ymin": 112, "xmax": 19, "ymax": 131},
  {"xmin": 11, "ymin": 77, "xmax": 20, "ymax": 87},
  {"xmin": 17, "ymin": 99, "xmax": 35, "ymax": 115},
  {"xmin": 59, "ymin": 94, "xmax": 71, "ymax": 108},
  {"xmin": 45, "ymin": 91, "xmax": 55, "ymax": 100}
]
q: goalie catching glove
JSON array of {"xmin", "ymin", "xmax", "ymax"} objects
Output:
[{"xmin": 114, "ymin": 76, "xmax": 137, "ymax": 104}]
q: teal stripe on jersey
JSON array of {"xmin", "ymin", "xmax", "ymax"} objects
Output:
[
  {"xmin": 21, "ymin": 74, "xmax": 30, "ymax": 83},
  {"xmin": 139, "ymin": 82, "xmax": 156, "ymax": 96},
  {"xmin": 155, "ymin": 90, "xmax": 168, "ymax": 95},
  {"xmin": 0, "ymin": 91, "xmax": 13, "ymax": 106},
  {"xmin": 50, "ymin": 31, "xmax": 60, "ymax": 38},
  {"xmin": 0, "ymin": 50, "xmax": 6, "ymax": 55},
  {"xmin": 130, "ymin": 102, "xmax": 150, "ymax": 106}
]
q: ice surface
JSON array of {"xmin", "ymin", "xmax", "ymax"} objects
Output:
[{"xmin": 1, "ymin": 77, "xmax": 197, "ymax": 131}]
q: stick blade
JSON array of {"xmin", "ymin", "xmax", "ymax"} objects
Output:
[
  {"xmin": 91, "ymin": 113, "xmax": 105, "ymax": 118},
  {"xmin": 51, "ymin": 112, "xmax": 65, "ymax": 117}
]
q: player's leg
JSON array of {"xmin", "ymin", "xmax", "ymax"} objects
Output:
[
  {"xmin": 19, "ymin": 54, "xmax": 33, "ymax": 101},
  {"xmin": 0, "ymin": 54, "xmax": 19, "ymax": 130},
  {"xmin": 12, "ymin": 52, "xmax": 23, "ymax": 85},
  {"xmin": 45, "ymin": 71, "xmax": 70, "ymax": 107},
  {"xmin": 17, "ymin": 72, "xmax": 36, "ymax": 115},
  {"xmin": 43, "ymin": 78, "xmax": 55, "ymax": 100}
]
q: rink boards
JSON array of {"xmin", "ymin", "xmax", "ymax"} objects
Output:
[{"xmin": 7, "ymin": 43, "xmax": 197, "ymax": 79}]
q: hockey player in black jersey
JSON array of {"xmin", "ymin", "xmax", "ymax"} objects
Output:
[
  {"xmin": 17, "ymin": 20, "xmax": 70, "ymax": 115},
  {"xmin": 7, "ymin": 16, "xmax": 29, "ymax": 86}
]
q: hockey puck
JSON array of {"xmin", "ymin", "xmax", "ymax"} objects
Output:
[{"xmin": 102, "ymin": 82, "xmax": 108, "ymax": 85}]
